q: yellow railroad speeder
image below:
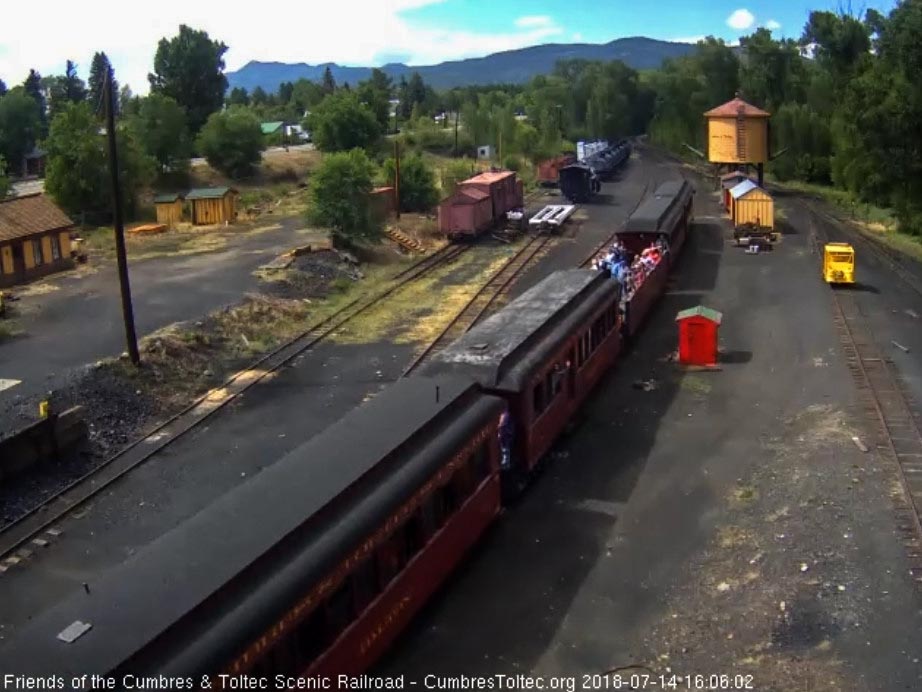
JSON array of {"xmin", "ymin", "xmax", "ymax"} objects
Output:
[{"xmin": 823, "ymin": 242, "xmax": 855, "ymax": 284}]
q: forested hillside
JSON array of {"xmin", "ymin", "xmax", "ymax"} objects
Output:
[{"xmin": 2, "ymin": 3, "xmax": 919, "ymax": 237}]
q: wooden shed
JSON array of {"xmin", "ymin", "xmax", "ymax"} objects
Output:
[
  {"xmin": 187, "ymin": 188, "xmax": 238, "ymax": 226},
  {"xmin": 729, "ymin": 180, "xmax": 773, "ymax": 230},
  {"xmin": 154, "ymin": 193, "xmax": 184, "ymax": 228},
  {"xmin": 370, "ymin": 186, "xmax": 397, "ymax": 221},
  {"xmin": 719, "ymin": 171, "xmax": 752, "ymax": 211}
]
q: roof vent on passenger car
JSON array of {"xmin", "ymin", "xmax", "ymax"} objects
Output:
[{"xmin": 470, "ymin": 343, "xmax": 489, "ymax": 351}]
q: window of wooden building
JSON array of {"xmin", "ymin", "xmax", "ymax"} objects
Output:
[
  {"xmin": 51, "ymin": 235, "xmax": 61, "ymax": 261},
  {"xmin": 32, "ymin": 238, "xmax": 44, "ymax": 266}
]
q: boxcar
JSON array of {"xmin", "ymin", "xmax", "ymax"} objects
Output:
[
  {"xmin": 421, "ymin": 270, "xmax": 622, "ymax": 488},
  {"xmin": 559, "ymin": 164, "xmax": 601, "ymax": 203},
  {"xmin": 438, "ymin": 187, "xmax": 494, "ymax": 240},
  {"xmin": 0, "ymin": 376, "xmax": 505, "ymax": 681},
  {"xmin": 537, "ymin": 154, "xmax": 576, "ymax": 187},
  {"xmin": 460, "ymin": 170, "xmax": 520, "ymax": 220}
]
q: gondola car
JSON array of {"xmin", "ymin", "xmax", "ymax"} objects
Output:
[
  {"xmin": 0, "ymin": 376, "xmax": 505, "ymax": 682},
  {"xmin": 421, "ymin": 269, "xmax": 622, "ymax": 488},
  {"xmin": 615, "ymin": 179, "xmax": 694, "ymax": 337}
]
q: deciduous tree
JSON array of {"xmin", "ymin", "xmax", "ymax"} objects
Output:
[
  {"xmin": 149, "ymin": 25, "xmax": 228, "ymax": 134},
  {"xmin": 0, "ymin": 156, "xmax": 10, "ymax": 198},
  {"xmin": 196, "ymin": 106, "xmax": 264, "ymax": 179},
  {"xmin": 132, "ymin": 93, "xmax": 191, "ymax": 174},
  {"xmin": 382, "ymin": 153, "xmax": 439, "ymax": 212},
  {"xmin": 0, "ymin": 88, "xmax": 41, "ymax": 170},
  {"xmin": 308, "ymin": 91, "xmax": 381, "ymax": 152},
  {"xmin": 309, "ymin": 148, "xmax": 380, "ymax": 244},
  {"xmin": 44, "ymin": 101, "xmax": 153, "ymax": 220},
  {"xmin": 357, "ymin": 68, "xmax": 393, "ymax": 130}
]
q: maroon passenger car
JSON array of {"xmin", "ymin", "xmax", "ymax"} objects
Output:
[
  {"xmin": 0, "ymin": 376, "xmax": 505, "ymax": 683},
  {"xmin": 422, "ymin": 270, "xmax": 622, "ymax": 485}
]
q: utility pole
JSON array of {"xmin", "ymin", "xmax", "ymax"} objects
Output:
[
  {"xmin": 105, "ymin": 69, "xmax": 140, "ymax": 366},
  {"xmin": 454, "ymin": 110, "xmax": 459, "ymax": 157},
  {"xmin": 394, "ymin": 138, "xmax": 401, "ymax": 220}
]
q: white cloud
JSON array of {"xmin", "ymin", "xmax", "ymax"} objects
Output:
[
  {"xmin": 726, "ymin": 9, "xmax": 756, "ymax": 31},
  {"xmin": 0, "ymin": 0, "xmax": 563, "ymax": 97},
  {"xmin": 765, "ymin": 19, "xmax": 782, "ymax": 30},
  {"xmin": 572, "ymin": 32, "xmax": 584, "ymax": 41},
  {"xmin": 515, "ymin": 15, "xmax": 554, "ymax": 29}
]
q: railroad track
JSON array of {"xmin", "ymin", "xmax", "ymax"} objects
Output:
[
  {"xmin": 403, "ymin": 233, "xmax": 553, "ymax": 375},
  {"xmin": 0, "ymin": 242, "xmax": 470, "ymax": 561},
  {"xmin": 808, "ymin": 202, "xmax": 922, "ymax": 300},
  {"xmin": 810, "ymin": 210, "xmax": 922, "ymax": 584}
]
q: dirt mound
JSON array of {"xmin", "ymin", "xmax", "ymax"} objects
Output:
[{"xmin": 260, "ymin": 250, "xmax": 361, "ymax": 299}]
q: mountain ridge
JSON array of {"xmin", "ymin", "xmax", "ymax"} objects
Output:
[{"xmin": 226, "ymin": 37, "xmax": 697, "ymax": 92}]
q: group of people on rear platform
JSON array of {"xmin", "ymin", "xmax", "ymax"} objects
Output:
[{"xmin": 591, "ymin": 238, "xmax": 669, "ymax": 299}]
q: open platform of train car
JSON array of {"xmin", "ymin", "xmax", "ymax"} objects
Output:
[
  {"xmin": 422, "ymin": 270, "xmax": 623, "ymax": 475},
  {"xmin": 378, "ymin": 162, "xmax": 922, "ymax": 689}
]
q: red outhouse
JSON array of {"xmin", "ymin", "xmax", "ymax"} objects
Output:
[
  {"xmin": 720, "ymin": 170, "xmax": 751, "ymax": 211},
  {"xmin": 676, "ymin": 306, "xmax": 722, "ymax": 366}
]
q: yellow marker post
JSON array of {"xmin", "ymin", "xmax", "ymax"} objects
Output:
[{"xmin": 39, "ymin": 400, "xmax": 51, "ymax": 418}]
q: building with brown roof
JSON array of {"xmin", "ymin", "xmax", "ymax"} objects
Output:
[{"xmin": 0, "ymin": 194, "xmax": 75, "ymax": 288}]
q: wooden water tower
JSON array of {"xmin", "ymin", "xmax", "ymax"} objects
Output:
[{"xmin": 704, "ymin": 94, "xmax": 770, "ymax": 186}]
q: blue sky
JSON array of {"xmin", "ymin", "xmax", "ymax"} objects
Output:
[
  {"xmin": 0, "ymin": 0, "xmax": 900, "ymax": 95},
  {"xmin": 401, "ymin": 0, "xmax": 897, "ymax": 50}
]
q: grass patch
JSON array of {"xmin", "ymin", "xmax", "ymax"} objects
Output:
[
  {"xmin": 731, "ymin": 485, "xmax": 759, "ymax": 504},
  {"xmin": 771, "ymin": 177, "xmax": 922, "ymax": 264},
  {"xmin": 681, "ymin": 374, "xmax": 712, "ymax": 396},
  {"xmin": 0, "ymin": 320, "xmax": 23, "ymax": 341},
  {"xmin": 328, "ymin": 244, "xmax": 517, "ymax": 346},
  {"xmin": 79, "ymin": 221, "xmax": 302, "ymax": 265}
]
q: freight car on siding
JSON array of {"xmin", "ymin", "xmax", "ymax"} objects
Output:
[
  {"xmin": 559, "ymin": 163, "xmax": 601, "ymax": 203},
  {"xmin": 0, "ymin": 376, "xmax": 505, "ymax": 682},
  {"xmin": 421, "ymin": 269, "xmax": 623, "ymax": 490},
  {"xmin": 437, "ymin": 170, "xmax": 524, "ymax": 240}
]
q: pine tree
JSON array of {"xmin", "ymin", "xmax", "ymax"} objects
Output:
[
  {"xmin": 22, "ymin": 69, "xmax": 47, "ymax": 135},
  {"xmin": 88, "ymin": 52, "xmax": 117, "ymax": 118},
  {"xmin": 322, "ymin": 66, "xmax": 336, "ymax": 94},
  {"xmin": 63, "ymin": 60, "xmax": 87, "ymax": 103}
]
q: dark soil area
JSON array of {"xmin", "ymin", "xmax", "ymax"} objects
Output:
[
  {"xmin": 0, "ymin": 251, "xmax": 366, "ymax": 529},
  {"xmin": 259, "ymin": 250, "xmax": 363, "ymax": 300}
]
